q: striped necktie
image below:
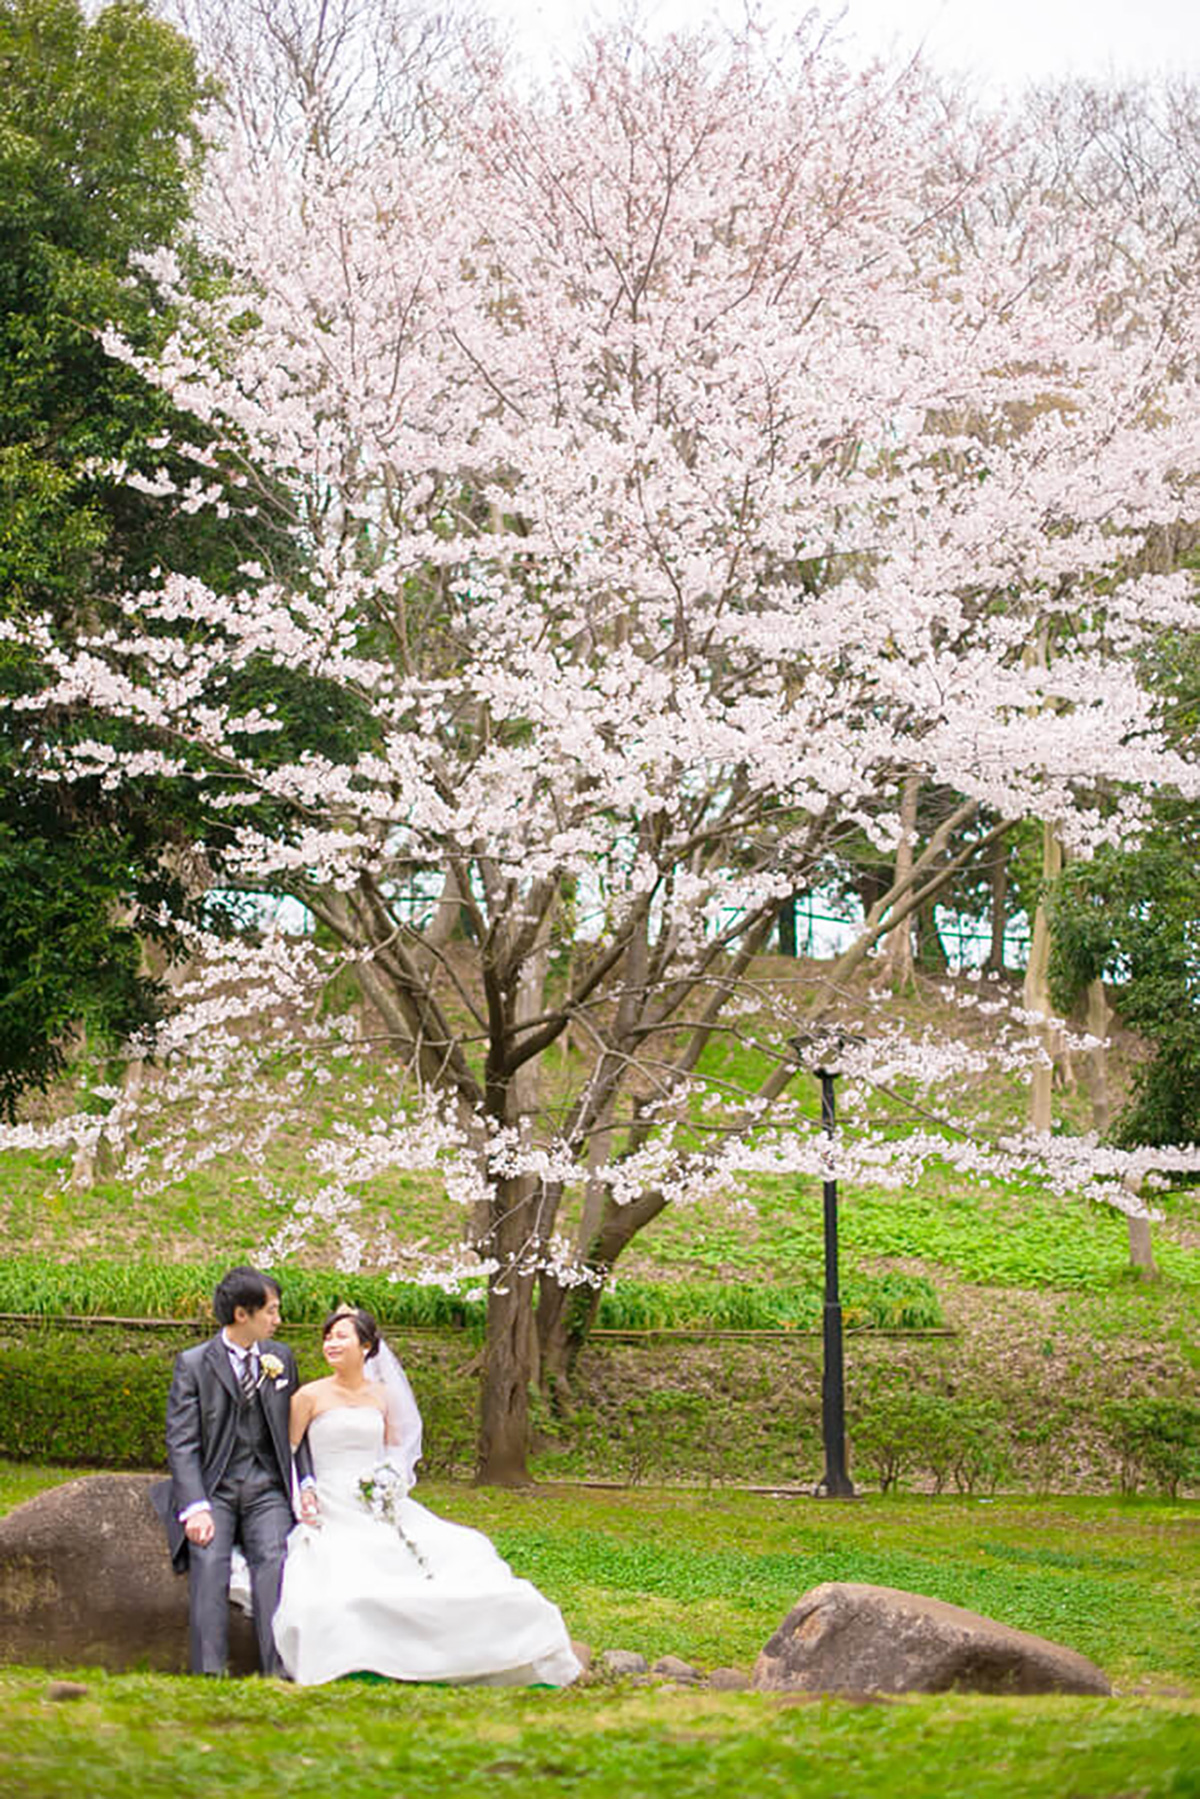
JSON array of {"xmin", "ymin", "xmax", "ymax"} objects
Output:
[{"xmin": 238, "ymin": 1349, "xmax": 257, "ymax": 1401}]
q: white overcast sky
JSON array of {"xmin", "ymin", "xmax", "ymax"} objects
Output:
[{"xmin": 502, "ymin": 0, "xmax": 1198, "ymax": 93}]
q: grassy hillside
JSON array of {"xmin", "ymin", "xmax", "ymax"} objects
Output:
[
  {"xmin": 1, "ymin": 963, "xmax": 1193, "ymax": 1281},
  {"xmin": 0, "ymin": 965, "xmax": 1195, "ymax": 1492}
]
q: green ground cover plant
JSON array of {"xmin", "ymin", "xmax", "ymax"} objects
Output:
[
  {"xmin": 0, "ymin": 1253, "xmax": 942, "ymax": 1331},
  {"xmin": 0, "ymin": 1469, "xmax": 1196, "ymax": 1799},
  {"xmin": 633, "ymin": 1174, "xmax": 1200, "ymax": 1291}
]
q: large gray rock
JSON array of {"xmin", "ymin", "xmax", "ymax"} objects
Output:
[
  {"xmin": 0, "ymin": 1474, "xmax": 258, "ymax": 1674},
  {"xmin": 753, "ymin": 1582, "xmax": 1111, "ymax": 1697}
]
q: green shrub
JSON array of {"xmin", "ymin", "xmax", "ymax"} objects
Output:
[
  {"xmin": 849, "ymin": 1369, "xmax": 1009, "ymax": 1496},
  {"xmin": 622, "ymin": 1390, "xmax": 712, "ymax": 1486},
  {"xmin": 0, "ymin": 1337, "xmax": 170, "ymax": 1467},
  {"xmin": 0, "ymin": 1318, "xmax": 1187, "ymax": 1497},
  {"xmin": 531, "ymin": 1344, "xmax": 825, "ymax": 1489},
  {"xmin": 850, "ymin": 1387, "xmax": 942, "ymax": 1493},
  {"xmin": 944, "ymin": 1397, "xmax": 1010, "ymax": 1496},
  {"xmin": 399, "ymin": 1354, "xmax": 477, "ymax": 1480},
  {"xmin": 1008, "ymin": 1403, "xmax": 1078, "ymax": 1493},
  {"xmin": 0, "ymin": 1330, "xmax": 480, "ymax": 1476},
  {"xmin": 1102, "ymin": 1397, "xmax": 1200, "ymax": 1498}
]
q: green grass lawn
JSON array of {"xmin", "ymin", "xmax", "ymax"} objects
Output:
[
  {"xmin": 2, "ymin": 1465, "xmax": 1197, "ymax": 1798},
  {"xmin": 2, "ymin": 1675, "xmax": 1197, "ymax": 1799}
]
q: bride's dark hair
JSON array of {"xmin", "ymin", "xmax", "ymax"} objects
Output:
[{"xmin": 322, "ymin": 1304, "xmax": 380, "ymax": 1357}]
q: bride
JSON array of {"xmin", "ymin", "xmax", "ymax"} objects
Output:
[{"xmin": 271, "ymin": 1305, "xmax": 582, "ymax": 1687}]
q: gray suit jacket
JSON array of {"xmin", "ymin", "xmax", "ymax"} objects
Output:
[{"xmin": 150, "ymin": 1335, "xmax": 314, "ymax": 1573}]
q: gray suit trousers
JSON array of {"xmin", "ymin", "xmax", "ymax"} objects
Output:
[{"xmin": 187, "ymin": 1470, "xmax": 293, "ymax": 1676}]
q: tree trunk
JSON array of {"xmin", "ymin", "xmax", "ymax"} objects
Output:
[
  {"xmin": 425, "ymin": 860, "xmax": 465, "ymax": 951},
  {"xmin": 476, "ymin": 1176, "xmax": 540, "ymax": 1485},
  {"xmin": 882, "ymin": 776, "xmax": 919, "ymax": 986},
  {"xmin": 475, "ymin": 931, "xmax": 553, "ymax": 1484},
  {"xmin": 1123, "ymin": 1172, "xmax": 1158, "ymax": 1279},
  {"xmin": 854, "ymin": 867, "xmax": 888, "ymax": 922},
  {"xmin": 66, "ymin": 1125, "xmax": 117, "ymax": 1194},
  {"xmin": 535, "ymin": 1273, "xmax": 598, "ymax": 1398},
  {"xmin": 1023, "ymin": 824, "xmax": 1066, "ymax": 1133},
  {"xmin": 986, "ymin": 840, "xmax": 1008, "ymax": 973},
  {"xmin": 1126, "ymin": 1214, "xmax": 1158, "ymax": 1279},
  {"xmin": 538, "ymin": 1186, "xmax": 668, "ymax": 1386},
  {"xmin": 538, "ymin": 1250, "xmax": 609, "ymax": 1391},
  {"xmin": 537, "ymin": 1091, "xmax": 616, "ymax": 1397}
]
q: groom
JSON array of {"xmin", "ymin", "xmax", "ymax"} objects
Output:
[{"xmin": 151, "ymin": 1265, "xmax": 318, "ymax": 1676}]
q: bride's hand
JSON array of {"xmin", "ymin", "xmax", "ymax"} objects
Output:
[{"xmin": 299, "ymin": 1487, "xmax": 320, "ymax": 1524}]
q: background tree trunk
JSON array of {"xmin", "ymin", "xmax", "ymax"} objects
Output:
[
  {"xmin": 986, "ymin": 839, "xmax": 1009, "ymax": 973},
  {"xmin": 1126, "ymin": 1214, "xmax": 1159, "ymax": 1279},
  {"xmin": 1024, "ymin": 824, "xmax": 1066, "ymax": 1133},
  {"xmin": 914, "ymin": 897, "xmax": 948, "ymax": 972},
  {"xmin": 1123, "ymin": 1172, "xmax": 1159, "ymax": 1280},
  {"xmin": 1082, "ymin": 978, "xmax": 1112, "ymax": 1134},
  {"xmin": 882, "ymin": 776, "xmax": 920, "ymax": 986}
]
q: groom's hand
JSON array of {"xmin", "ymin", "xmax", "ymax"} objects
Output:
[
  {"xmin": 185, "ymin": 1507, "xmax": 215, "ymax": 1547},
  {"xmin": 299, "ymin": 1488, "xmax": 320, "ymax": 1524}
]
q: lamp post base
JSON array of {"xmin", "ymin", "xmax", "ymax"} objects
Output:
[
  {"xmin": 819, "ymin": 1296, "xmax": 856, "ymax": 1500},
  {"xmin": 811, "ymin": 1475, "xmax": 859, "ymax": 1500}
]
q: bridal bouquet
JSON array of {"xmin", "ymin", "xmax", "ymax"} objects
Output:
[{"xmin": 357, "ymin": 1461, "xmax": 432, "ymax": 1579}]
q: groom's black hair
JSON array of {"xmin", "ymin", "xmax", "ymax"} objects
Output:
[{"xmin": 214, "ymin": 1265, "xmax": 281, "ymax": 1324}]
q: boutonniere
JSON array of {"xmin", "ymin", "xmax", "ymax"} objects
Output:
[{"xmin": 259, "ymin": 1352, "xmax": 286, "ymax": 1387}]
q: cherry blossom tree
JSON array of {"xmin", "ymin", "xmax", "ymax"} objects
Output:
[
  {"xmin": 6, "ymin": 24, "xmax": 1199, "ymax": 1480},
  {"xmin": 159, "ymin": 0, "xmax": 493, "ymax": 159}
]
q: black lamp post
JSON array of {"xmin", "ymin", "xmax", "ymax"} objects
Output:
[{"xmin": 790, "ymin": 1030, "xmax": 858, "ymax": 1500}]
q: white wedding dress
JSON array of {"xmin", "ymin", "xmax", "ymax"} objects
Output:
[{"xmin": 272, "ymin": 1407, "xmax": 581, "ymax": 1687}]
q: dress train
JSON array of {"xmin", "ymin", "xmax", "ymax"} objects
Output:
[{"xmin": 272, "ymin": 1406, "xmax": 581, "ymax": 1687}]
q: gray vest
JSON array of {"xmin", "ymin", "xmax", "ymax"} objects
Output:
[{"xmin": 217, "ymin": 1389, "xmax": 279, "ymax": 1493}]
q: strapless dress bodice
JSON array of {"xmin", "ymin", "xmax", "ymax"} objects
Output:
[{"xmin": 307, "ymin": 1405, "xmax": 386, "ymax": 1497}]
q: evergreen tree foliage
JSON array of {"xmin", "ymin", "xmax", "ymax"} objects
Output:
[
  {"xmin": 0, "ymin": 0, "xmax": 207, "ymax": 1112},
  {"xmin": 1048, "ymin": 809, "xmax": 1200, "ymax": 1150}
]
